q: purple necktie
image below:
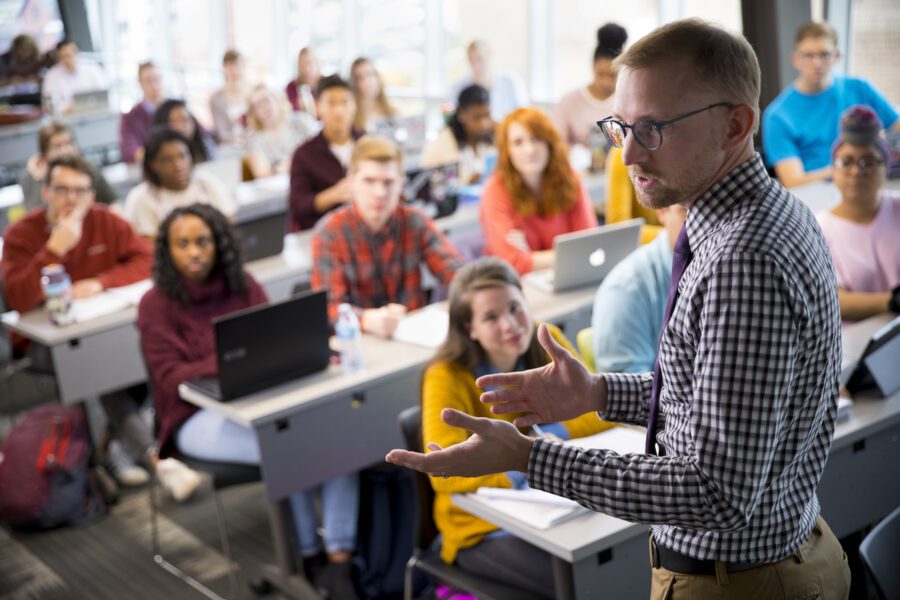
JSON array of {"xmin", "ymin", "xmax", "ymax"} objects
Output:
[{"xmin": 645, "ymin": 225, "xmax": 693, "ymax": 454}]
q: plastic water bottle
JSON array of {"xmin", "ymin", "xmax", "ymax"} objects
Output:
[
  {"xmin": 40, "ymin": 264, "xmax": 74, "ymax": 326},
  {"xmin": 335, "ymin": 303, "xmax": 364, "ymax": 374}
]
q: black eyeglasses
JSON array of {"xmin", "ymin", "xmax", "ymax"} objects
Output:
[
  {"xmin": 596, "ymin": 102, "xmax": 736, "ymax": 151},
  {"xmin": 834, "ymin": 155, "xmax": 884, "ymax": 171}
]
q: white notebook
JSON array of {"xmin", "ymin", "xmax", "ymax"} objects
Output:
[
  {"xmin": 391, "ymin": 305, "xmax": 449, "ymax": 348},
  {"xmin": 474, "ymin": 487, "xmax": 591, "ymax": 530},
  {"xmin": 70, "ymin": 279, "xmax": 153, "ymax": 323}
]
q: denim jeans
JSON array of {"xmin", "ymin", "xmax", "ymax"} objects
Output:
[{"xmin": 177, "ymin": 409, "xmax": 359, "ymax": 554}]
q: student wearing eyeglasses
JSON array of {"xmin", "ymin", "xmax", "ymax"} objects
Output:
[
  {"xmin": 762, "ymin": 21, "xmax": 897, "ymax": 189},
  {"xmin": 817, "ymin": 105, "xmax": 900, "ymax": 323}
]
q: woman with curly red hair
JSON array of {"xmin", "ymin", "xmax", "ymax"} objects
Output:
[{"xmin": 479, "ymin": 107, "xmax": 598, "ymax": 274}]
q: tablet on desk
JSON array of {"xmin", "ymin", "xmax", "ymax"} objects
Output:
[{"xmin": 844, "ymin": 315, "xmax": 900, "ymax": 397}]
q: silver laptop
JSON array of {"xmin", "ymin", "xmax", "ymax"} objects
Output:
[{"xmin": 525, "ymin": 218, "xmax": 644, "ymax": 292}]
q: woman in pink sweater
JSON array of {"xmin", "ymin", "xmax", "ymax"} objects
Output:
[{"xmin": 480, "ymin": 107, "xmax": 598, "ymax": 274}]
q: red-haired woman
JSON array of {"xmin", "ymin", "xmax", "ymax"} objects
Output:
[{"xmin": 479, "ymin": 107, "xmax": 598, "ymax": 274}]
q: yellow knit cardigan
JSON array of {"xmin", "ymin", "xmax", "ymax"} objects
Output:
[{"xmin": 422, "ymin": 323, "xmax": 616, "ymax": 564}]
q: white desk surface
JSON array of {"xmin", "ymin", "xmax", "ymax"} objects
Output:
[{"xmin": 454, "ymin": 312, "xmax": 900, "ymax": 564}]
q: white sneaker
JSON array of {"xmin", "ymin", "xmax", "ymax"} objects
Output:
[
  {"xmin": 106, "ymin": 440, "xmax": 150, "ymax": 487},
  {"xmin": 156, "ymin": 458, "xmax": 203, "ymax": 502}
]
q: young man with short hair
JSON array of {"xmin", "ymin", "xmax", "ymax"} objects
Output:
[
  {"xmin": 120, "ymin": 62, "xmax": 164, "ymax": 163},
  {"xmin": 41, "ymin": 40, "xmax": 108, "ymax": 115},
  {"xmin": 763, "ymin": 21, "xmax": 898, "ymax": 188},
  {"xmin": 289, "ymin": 75, "xmax": 360, "ymax": 231},
  {"xmin": 312, "ymin": 135, "xmax": 463, "ymax": 338}
]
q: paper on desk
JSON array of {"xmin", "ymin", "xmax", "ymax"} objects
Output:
[
  {"xmin": 474, "ymin": 488, "xmax": 590, "ymax": 530},
  {"xmin": 70, "ymin": 279, "xmax": 153, "ymax": 323},
  {"xmin": 71, "ymin": 294, "xmax": 130, "ymax": 323},
  {"xmin": 565, "ymin": 427, "xmax": 646, "ymax": 455},
  {"xmin": 392, "ymin": 305, "xmax": 448, "ymax": 348}
]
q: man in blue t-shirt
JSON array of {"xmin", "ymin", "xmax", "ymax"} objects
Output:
[{"xmin": 762, "ymin": 21, "xmax": 898, "ymax": 188}]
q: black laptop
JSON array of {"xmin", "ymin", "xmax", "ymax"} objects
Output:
[
  {"xmin": 184, "ymin": 290, "xmax": 330, "ymax": 401},
  {"xmin": 403, "ymin": 163, "xmax": 460, "ymax": 219},
  {"xmin": 236, "ymin": 212, "xmax": 286, "ymax": 262}
]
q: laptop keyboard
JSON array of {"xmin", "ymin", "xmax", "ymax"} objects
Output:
[{"xmin": 185, "ymin": 377, "xmax": 222, "ymax": 400}]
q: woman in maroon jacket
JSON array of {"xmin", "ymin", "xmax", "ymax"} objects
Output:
[{"xmin": 137, "ymin": 203, "xmax": 360, "ymax": 598}]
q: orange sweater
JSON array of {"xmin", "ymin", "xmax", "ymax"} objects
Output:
[
  {"xmin": 422, "ymin": 323, "xmax": 616, "ymax": 563},
  {"xmin": 479, "ymin": 173, "xmax": 598, "ymax": 274}
]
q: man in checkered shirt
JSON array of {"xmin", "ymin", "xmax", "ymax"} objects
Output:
[{"xmin": 388, "ymin": 19, "xmax": 851, "ymax": 599}]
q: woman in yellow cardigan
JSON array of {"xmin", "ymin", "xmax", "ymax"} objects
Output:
[{"xmin": 422, "ymin": 257, "xmax": 615, "ymax": 597}]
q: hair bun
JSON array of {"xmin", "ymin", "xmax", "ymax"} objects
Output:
[{"xmin": 597, "ymin": 23, "xmax": 628, "ymax": 55}]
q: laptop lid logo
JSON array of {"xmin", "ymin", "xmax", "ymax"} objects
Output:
[
  {"xmin": 589, "ymin": 248, "xmax": 606, "ymax": 268},
  {"xmin": 222, "ymin": 347, "xmax": 248, "ymax": 362}
]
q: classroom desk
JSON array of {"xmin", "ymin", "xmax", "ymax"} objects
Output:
[
  {"xmin": 174, "ymin": 281, "xmax": 600, "ymax": 598},
  {"xmin": 453, "ymin": 312, "xmax": 900, "ymax": 600}
]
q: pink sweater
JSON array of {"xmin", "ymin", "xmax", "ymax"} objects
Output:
[{"xmin": 479, "ymin": 173, "xmax": 599, "ymax": 274}]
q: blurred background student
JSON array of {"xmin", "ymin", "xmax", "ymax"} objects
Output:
[{"xmin": 421, "ymin": 84, "xmax": 495, "ymax": 184}]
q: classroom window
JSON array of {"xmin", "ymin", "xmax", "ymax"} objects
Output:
[{"xmin": 848, "ymin": 0, "xmax": 900, "ymax": 105}]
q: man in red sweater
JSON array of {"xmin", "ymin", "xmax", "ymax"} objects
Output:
[{"xmin": 2, "ymin": 155, "xmax": 156, "ymax": 487}]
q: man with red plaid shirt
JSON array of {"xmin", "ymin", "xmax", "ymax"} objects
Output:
[{"xmin": 312, "ymin": 135, "xmax": 464, "ymax": 338}]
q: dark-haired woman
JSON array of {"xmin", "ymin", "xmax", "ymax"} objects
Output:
[
  {"xmin": 137, "ymin": 204, "xmax": 360, "ymax": 599},
  {"xmin": 153, "ymin": 99, "xmax": 218, "ymax": 163},
  {"xmin": 553, "ymin": 23, "xmax": 627, "ymax": 148},
  {"xmin": 421, "ymin": 84, "xmax": 495, "ymax": 184},
  {"xmin": 422, "ymin": 257, "xmax": 613, "ymax": 598},
  {"xmin": 124, "ymin": 128, "xmax": 234, "ymax": 242}
]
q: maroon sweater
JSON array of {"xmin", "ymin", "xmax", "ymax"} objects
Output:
[
  {"xmin": 1, "ymin": 205, "xmax": 152, "ymax": 352},
  {"xmin": 137, "ymin": 274, "xmax": 267, "ymax": 455}
]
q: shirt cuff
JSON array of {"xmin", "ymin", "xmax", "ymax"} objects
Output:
[
  {"xmin": 601, "ymin": 372, "xmax": 653, "ymax": 424},
  {"xmin": 527, "ymin": 438, "xmax": 581, "ymax": 499}
]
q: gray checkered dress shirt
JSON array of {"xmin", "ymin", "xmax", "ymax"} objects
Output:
[{"xmin": 527, "ymin": 154, "xmax": 842, "ymax": 563}]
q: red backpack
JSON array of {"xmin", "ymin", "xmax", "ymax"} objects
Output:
[{"xmin": 0, "ymin": 404, "xmax": 107, "ymax": 529}]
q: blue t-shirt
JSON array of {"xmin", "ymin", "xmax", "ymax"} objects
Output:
[{"xmin": 762, "ymin": 75, "xmax": 898, "ymax": 171}]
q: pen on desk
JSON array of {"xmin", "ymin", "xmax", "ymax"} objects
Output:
[{"xmin": 531, "ymin": 424, "xmax": 548, "ymax": 439}]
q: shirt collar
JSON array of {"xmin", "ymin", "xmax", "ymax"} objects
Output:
[{"xmin": 685, "ymin": 153, "xmax": 770, "ymax": 250}]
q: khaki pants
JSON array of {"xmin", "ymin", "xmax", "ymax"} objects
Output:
[{"xmin": 650, "ymin": 516, "xmax": 851, "ymax": 600}]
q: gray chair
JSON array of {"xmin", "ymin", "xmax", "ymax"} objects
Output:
[
  {"xmin": 149, "ymin": 450, "xmax": 264, "ymax": 600},
  {"xmin": 397, "ymin": 406, "xmax": 544, "ymax": 600},
  {"xmin": 859, "ymin": 505, "xmax": 900, "ymax": 600}
]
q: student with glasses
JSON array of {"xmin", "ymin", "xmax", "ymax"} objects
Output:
[
  {"xmin": 762, "ymin": 21, "xmax": 898, "ymax": 189},
  {"xmin": 0, "ymin": 155, "xmax": 169, "ymax": 491},
  {"xmin": 817, "ymin": 105, "xmax": 900, "ymax": 323}
]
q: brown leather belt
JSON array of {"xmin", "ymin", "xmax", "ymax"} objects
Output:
[{"xmin": 649, "ymin": 535, "xmax": 770, "ymax": 575}]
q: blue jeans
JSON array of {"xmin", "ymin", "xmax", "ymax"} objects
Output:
[{"xmin": 177, "ymin": 409, "xmax": 359, "ymax": 555}]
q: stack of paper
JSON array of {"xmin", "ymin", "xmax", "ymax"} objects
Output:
[
  {"xmin": 392, "ymin": 305, "xmax": 449, "ymax": 348},
  {"xmin": 565, "ymin": 427, "xmax": 646, "ymax": 454},
  {"xmin": 475, "ymin": 487, "xmax": 590, "ymax": 530},
  {"xmin": 70, "ymin": 279, "xmax": 153, "ymax": 323}
]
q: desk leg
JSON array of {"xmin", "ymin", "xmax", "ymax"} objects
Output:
[
  {"xmin": 552, "ymin": 556, "xmax": 576, "ymax": 600},
  {"xmin": 259, "ymin": 498, "xmax": 319, "ymax": 599}
]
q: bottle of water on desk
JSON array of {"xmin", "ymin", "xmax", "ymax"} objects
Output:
[
  {"xmin": 336, "ymin": 303, "xmax": 364, "ymax": 374},
  {"xmin": 41, "ymin": 264, "xmax": 74, "ymax": 326}
]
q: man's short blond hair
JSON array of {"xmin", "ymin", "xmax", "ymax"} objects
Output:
[
  {"xmin": 795, "ymin": 21, "xmax": 838, "ymax": 46},
  {"xmin": 350, "ymin": 135, "xmax": 403, "ymax": 171},
  {"xmin": 614, "ymin": 18, "xmax": 761, "ymax": 133}
]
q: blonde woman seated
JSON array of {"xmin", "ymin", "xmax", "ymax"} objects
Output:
[
  {"xmin": 350, "ymin": 57, "xmax": 398, "ymax": 133},
  {"xmin": 480, "ymin": 107, "xmax": 598, "ymax": 274},
  {"xmin": 423, "ymin": 257, "xmax": 614, "ymax": 598},
  {"xmin": 244, "ymin": 84, "xmax": 318, "ymax": 179}
]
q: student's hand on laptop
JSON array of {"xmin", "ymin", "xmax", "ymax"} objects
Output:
[
  {"xmin": 71, "ymin": 278, "xmax": 103, "ymax": 299},
  {"xmin": 505, "ymin": 229, "xmax": 529, "ymax": 252},
  {"xmin": 362, "ymin": 303, "xmax": 407, "ymax": 338},
  {"xmin": 478, "ymin": 324, "xmax": 609, "ymax": 426}
]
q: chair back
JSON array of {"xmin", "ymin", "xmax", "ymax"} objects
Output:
[
  {"xmin": 860, "ymin": 505, "xmax": 900, "ymax": 600},
  {"xmin": 576, "ymin": 327, "xmax": 595, "ymax": 372},
  {"xmin": 398, "ymin": 405, "xmax": 439, "ymax": 551}
]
